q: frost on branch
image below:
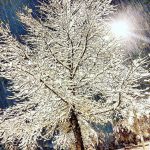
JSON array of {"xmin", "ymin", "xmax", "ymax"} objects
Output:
[
  {"xmin": 116, "ymin": 56, "xmax": 150, "ymax": 126},
  {"xmin": 0, "ymin": 0, "xmax": 149, "ymax": 149}
]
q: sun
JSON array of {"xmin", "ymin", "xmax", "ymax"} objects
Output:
[{"xmin": 111, "ymin": 20, "xmax": 130, "ymax": 38}]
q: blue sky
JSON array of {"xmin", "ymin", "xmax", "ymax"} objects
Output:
[{"xmin": 0, "ymin": 0, "xmax": 38, "ymax": 36}]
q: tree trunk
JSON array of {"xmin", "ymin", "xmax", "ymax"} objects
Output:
[{"xmin": 70, "ymin": 108, "xmax": 85, "ymax": 150}]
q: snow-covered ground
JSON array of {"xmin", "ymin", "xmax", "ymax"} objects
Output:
[{"xmin": 117, "ymin": 141, "xmax": 150, "ymax": 150}]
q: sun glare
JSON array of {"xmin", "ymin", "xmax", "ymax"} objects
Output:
[{"xmin": 111, "ymin": 20, "xmax": 130, "ymax": 38}]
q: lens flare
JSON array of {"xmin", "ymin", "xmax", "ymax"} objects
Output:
[{"xmin": 111, "ymin": 20, "xmax": 130, "ymax": 37}]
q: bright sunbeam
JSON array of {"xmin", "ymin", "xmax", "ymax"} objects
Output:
[
  {"xmin": 130, "ymin": 32, "xmax": 150, "ymax": 44},
  {"xmin": 111, "ymin": 20, "xmax": 130, "ymax": 38},
  {"xmin": 110, "ymin": 19, "xmax": 150, "ymax": 43}
]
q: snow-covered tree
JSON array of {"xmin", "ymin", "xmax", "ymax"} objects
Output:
[
  {"xmin": 0, "ymin": 0, "xmax": 149, "ymax": 149},
  {"xmin": 113, "ymin": 51, "xmax": 150, "ymax": 149}
]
